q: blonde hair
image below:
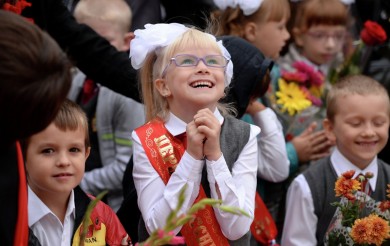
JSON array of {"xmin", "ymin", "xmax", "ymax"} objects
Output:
[
  {"xmin": 210, "ymin": 0, "xmax": 290, "ymax": 37},
  {"xmin": 74, "ymin": 0, "xmax": 132, "ymax": 33},
  {"xmin": 326, "ymin": 75, "xmax": 390, "ymax": 122},
  {"xmin": 293, "ymin": 0, "xmax": 348, "ymax": 32},
  {"xmin": 140, "ymin": 28, "xmax": 234, "ymax": 121}
]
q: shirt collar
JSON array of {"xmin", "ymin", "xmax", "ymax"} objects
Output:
[
  {"xmin": 331, "ymin": 147, "xmax": 378, "ymax": 191},
  {"xmin": 28, "ymin": 186, "xmax": 76, "ymax": 226},
  {"xmin": 165, "ymin": 109, "xmax": 224, "ymax": 136}
]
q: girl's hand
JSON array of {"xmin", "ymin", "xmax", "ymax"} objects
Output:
[
  {"xmin": 186, "ymin": 120, "xmax": 206, "ymax": 160},
  {"xmin": 193, "ymin": 108, "xmax": 222, "ymax": 161}
]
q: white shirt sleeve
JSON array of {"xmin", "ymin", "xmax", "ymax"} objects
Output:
[
  {"xmin": 252, "ymin": 108, "xmax": 289, "ymax": 182},
  {"xmin": 206, "ymin": 124, "xmax": 259, "ymax": 240},
  {"xmin": 281, "ymin": 174, "xmax": 318, "ymax": 246},
  {"xmin": 132, "ymin": 131, "xmax": 204, "ymax": 236}
]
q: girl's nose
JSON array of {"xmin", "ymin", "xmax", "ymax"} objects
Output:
[{"xmin": 195, "ymin": 59, "xmax": 210, "ymax": 73}]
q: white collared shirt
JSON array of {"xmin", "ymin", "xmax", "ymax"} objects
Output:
[
  {"xmin": 281, "ymin": 148, "xmax": 378, "ymax": 246},
  {"xmin": 132, "ymin": 110, "xmax": 260, "ymax": 240},
  {"xmin": 28, "ymin": 186, "xmax": 75, "ymax": 246}
]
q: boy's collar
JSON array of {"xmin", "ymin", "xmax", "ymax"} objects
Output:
[{"xmin": 331, "ymin": 147, "xmax": 378, "ymax": 191}]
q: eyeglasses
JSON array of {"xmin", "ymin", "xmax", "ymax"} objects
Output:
[
  {"xmin": 306, "ymin": 31, "xmax": 346, "ymax": 44},
  {"xmin": 161, "ymin": 54, "xmax": 229, "ymax": 78}
]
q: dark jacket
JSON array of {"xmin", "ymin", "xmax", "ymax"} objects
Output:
[{"xmin": 23, "ymin": 0, "xmax": 140, "ymax": 102}]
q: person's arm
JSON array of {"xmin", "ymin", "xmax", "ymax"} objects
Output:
[
  {"xmin": 281, "ymin": 174, "xmax": 318, "ymax": 245},
  {"xmin": 132, "ymin": 131, "xmax": 204, "ymax": 235},
  {"xmin": 206, "ymin": 125, "xmax": 258, "ymax": 240},
  {"xmin": 251, "ymin": 107, "xmax": 290, "ymax": 182},
  {"xmin": 80, "ymin": 92, "xmax": 144, "ymax": 197},
  {"xmin": 29, "ymin": 0, "xmax": 140, "ymax": 102}
]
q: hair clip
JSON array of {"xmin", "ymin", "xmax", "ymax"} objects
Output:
[{"xmin": 213, "ymin": 0, "xmax": 264, "ymax": 16}]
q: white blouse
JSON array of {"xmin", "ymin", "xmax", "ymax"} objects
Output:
[{"xmin": 132, "ymin": 110, "xmax": 260, "ymax": 240}]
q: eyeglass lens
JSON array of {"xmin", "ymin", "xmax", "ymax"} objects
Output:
[{"xmin": 173, "ymin": 54, "xmax": 228, "ymax": 68}]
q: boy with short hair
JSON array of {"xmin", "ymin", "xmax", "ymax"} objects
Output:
[
  {"xmin": 282, "ymin": 74, "xmax": 390, "ymax": 245},
  {"xmin": 70, "ymin": 0, "xmax": 145, "ymax": 212},
  {"xmin": 24, "ymin": 99, "xmax": 131, "ymax": 246}
]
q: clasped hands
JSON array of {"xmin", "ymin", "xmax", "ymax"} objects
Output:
[{"xmin": 186, "ymin": 108, "xmax": 222, "ymax": 161}]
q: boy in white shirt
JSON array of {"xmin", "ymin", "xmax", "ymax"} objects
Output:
[{"xmin": 282, "ymin": 74, "xmax": 390, "ymax": 245}]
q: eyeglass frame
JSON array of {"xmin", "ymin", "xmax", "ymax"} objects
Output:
[
  {"xmin": 161, "ymin": 54, "xmax": 230, "ymax": 78},
  {"xmin": 305, "ymin": 31, "xmax": 346, "ymax": 44}
]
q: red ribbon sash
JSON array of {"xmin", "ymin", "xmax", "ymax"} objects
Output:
[{"xmin": 135, "ymin": 119, "xmax": 229, "ymax": 246}]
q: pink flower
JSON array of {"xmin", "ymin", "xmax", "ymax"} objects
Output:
[
  {"xmin": 293, "ymin": 61, "xmax": 324, "ymax": 86},
  {"xmin": 282, "ymin": 71, "xmax": 308, "ymax": 83}
]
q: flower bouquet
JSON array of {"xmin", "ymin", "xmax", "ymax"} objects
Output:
[
  {"xmin": 328, "ymin": 20, "xmax": 387, "ymax": 84},
  {"xmin": 324, "ymin": 170, "xmax": 390, "ymax": 245},
  {"xmin": 270, "ymin": 61, "xmax": 326, "ymax": 138}
]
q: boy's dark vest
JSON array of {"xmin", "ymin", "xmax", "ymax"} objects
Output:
[
  {"xmin": 303, "ymin": 157, "xmax": 390, "ymax": 245},
  {"xmin": 137, "ymin": 115, "xmax": 251, "ymax": 246}
]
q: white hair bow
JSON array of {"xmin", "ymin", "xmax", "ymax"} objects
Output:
[
  {"xmin": 130, "ymin": 23, "xmax": 188, "ymax": 70},
  {"xmin": 213, "ymin": 0, "xmax": 263, "ymax": 16},
  {"xmin": 129, "ymin": 23, "xmax": 233, "ymax": 86}
]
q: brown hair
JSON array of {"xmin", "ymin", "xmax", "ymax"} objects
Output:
[
  {"xmin": 53, "ymin": 99, "xmax": 90, "ymax": 147},
  {"xmin": 210, "ymin": 0, "xmax": 290, "ymax": 37},
  {"xmin": 21, "ymin": 99, "xmax": 90, "ymax": 156},
  {"xmin": 293, "ymin": 0, "xmax": 348, "ymax": 32},
  {"xmin": 0, "ymin": 11, "xmax": 71, "ymax": 145},
  {"xmin": 326, "ymin": 75, "xmax": 390, "ymax": 122}
]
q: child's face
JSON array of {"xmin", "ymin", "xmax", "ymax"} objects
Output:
[
  {"xmin": 295, "ymin": 25, "xmax": 346, "ymax": 65},
  {"xmin": 248, "ymin": 17, "xmax": 290, "ymax": 59},
  {"xmin": 26, "ymin": 123, "xmax": 89, "ymax": 200},
  {"xmin": 81, "ymin": 18, "xmax": 131, "ymax": 52},
  {"xmin": 157, "ymin": 47, "xmax": 226, "ymax": 113},
  {"xmin": 325, "ymin": 94, "xmax": 389, "ymax": 169}
]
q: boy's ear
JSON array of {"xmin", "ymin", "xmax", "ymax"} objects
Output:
[
  {"xmin": 123, "ymin": 31, "xmax": 135, "ymax": 51},
  {"xmin": 154, "ymin": 78, "xmax": 171, "ymax": 98},
  {"xmin": 323, "ymin": 118, "xmax": 336, "ymax": 143},
  {"xmin": 85, "ymin": 147, "xmax": 91, "ymax": 159},
  {"xmin": 292, "ymin": 27, "xmax": 304, "ymax": 47},
  {"xmin": 243, "ymin": 22, "xmax": 257, "ymax": 43}
]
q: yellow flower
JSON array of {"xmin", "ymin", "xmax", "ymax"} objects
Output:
[
  {"xmin": 350, "ymin": 214, "xmax": 390, "ymax": 245},
  {"xmin": 275, "ymin": 78, "xmax": 312, "ymax": 116}
]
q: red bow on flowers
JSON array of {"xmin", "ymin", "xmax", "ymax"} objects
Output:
[{"xmin": 2, "ymin": 0, "xmax": 33, "ymax": 22}]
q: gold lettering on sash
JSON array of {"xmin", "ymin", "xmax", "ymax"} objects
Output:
[
  {"xmin": 194, "ymin": 225, "xmax": 216, "ymax": 246},
  {"xmin": 154, "ymin": 135, "xmax": 178, "ymax": 165}
]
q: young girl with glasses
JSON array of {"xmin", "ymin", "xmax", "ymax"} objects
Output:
[{"xmin": 129, "ymin": 23, "xmax": 259, "ymax": 245}]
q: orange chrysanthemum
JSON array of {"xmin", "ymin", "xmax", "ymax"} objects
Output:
[
  {"xmin": 350, "ymin": 217, "xmax": 371, "ymax": 243},
  {"xmin": 369, "ymin": 214, "xmax": 390, "ymax": 245},
  {"xmin": 335, "ymin": 176, "xmax": 361, "ymax": 197},
  {"xmin": 350, "ymin": 214, "xmax": 390, "ymax": 245}
]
